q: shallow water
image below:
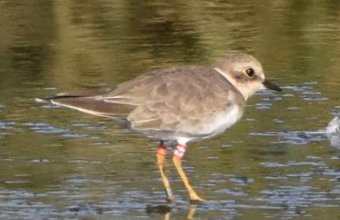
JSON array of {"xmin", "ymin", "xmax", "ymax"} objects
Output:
[{"xmin": 0, "ymin": 1, "xmax": 340, "ymax": 219}]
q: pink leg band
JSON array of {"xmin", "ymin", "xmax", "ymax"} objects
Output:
[{"xmin": 173, "ymin": 143, "xmax": 187, "ymax": 159}]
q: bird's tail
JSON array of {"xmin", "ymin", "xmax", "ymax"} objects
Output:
[{"xmin": 35, "ymin": 88, "xmax": 134, "ymax": 118}]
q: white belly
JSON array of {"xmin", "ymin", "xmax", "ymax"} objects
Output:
[
  {"xmin": 178, "ymin": 104, "xmax": 243, "ymax": 140},
  {"xmin": 136, "ymin": 105, "xmax": 243, "ymax": 142},
  {"xmin": 203, "ymin": 105, "xmax": 242, "ymax": 138}
]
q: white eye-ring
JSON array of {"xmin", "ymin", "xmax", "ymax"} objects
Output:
[{"xmin": 245, "ymin": 68, "xmax": 255, "ymax": 77}]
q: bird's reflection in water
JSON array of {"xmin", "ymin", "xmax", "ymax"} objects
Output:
[{"xmin": 146, "ymin": 204, "xmax": 197, "ymax": 220}]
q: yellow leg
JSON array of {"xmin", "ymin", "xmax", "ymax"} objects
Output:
[
  {"xmin": 156, "ymin": 143, "xmax": 175, "ymax": 203},
  {"xmin": 172, "ymin": 154, "xmax": 205, "ymax": 203}
]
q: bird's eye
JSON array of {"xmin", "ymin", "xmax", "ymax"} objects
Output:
[{"xmin": 245, "ymin": 68, "xmax": 255, "ymax": 77}]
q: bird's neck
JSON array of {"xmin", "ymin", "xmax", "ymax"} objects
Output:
[{"xmin": 213, "ymin": 67, "xmax": 249, "ymax": 100}]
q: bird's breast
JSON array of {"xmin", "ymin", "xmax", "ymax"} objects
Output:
[
  {"xmin": 128, "ymin": 102, "xmax": 243, "ymax": 142},
  {"xmin": 192, "ymin": 104, "xmax": 243, "ymax": 139}
]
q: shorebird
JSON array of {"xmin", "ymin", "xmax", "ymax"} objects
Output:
[{"xmin": 38, "ymin": 53, "xmax": 281, "ymax": 203}]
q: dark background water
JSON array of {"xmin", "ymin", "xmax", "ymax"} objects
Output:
[{"xmin": 0, "ymin": 1, "xmax": 339, "ymax": 219}]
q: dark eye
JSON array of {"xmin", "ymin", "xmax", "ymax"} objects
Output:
[{"xmin": 245, "ymin": 68, "xmax": 255, "ymax": 77}]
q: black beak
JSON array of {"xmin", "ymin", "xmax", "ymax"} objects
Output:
[{"xmin": 263, "ymin": 79, "xmax": 281, "ymax": 92}]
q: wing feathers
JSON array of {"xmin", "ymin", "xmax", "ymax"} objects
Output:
[{"xmin": 48, "ymin": 96, "xmax": 136, "ymax": 118}]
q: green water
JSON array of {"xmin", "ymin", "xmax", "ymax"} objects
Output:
[{"xmin": 0, "ymin": 1, "xmax": 339, "ymax": 219}]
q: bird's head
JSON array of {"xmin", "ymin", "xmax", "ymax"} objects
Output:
[{"xmin": 214, "ymin": 53, "xmax": 281, "ymax": 100}]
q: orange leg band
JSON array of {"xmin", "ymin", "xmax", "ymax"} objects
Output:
[{"xmin": 157, "ymin": 145, "xmax": 167, "ymax": 156}]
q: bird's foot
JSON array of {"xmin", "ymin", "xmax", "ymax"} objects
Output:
[
  {"xmin": 189, "ymin": 194, "xmax": 205, "ymax": 204},
  {"xmin": 166, "ymin": 195, "xmax": 175, "ymax": 204}
]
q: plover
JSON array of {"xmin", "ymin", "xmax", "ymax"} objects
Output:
[{"xmin": 38, "ymin": 53, "xmax": 281, "ymax": 203}]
